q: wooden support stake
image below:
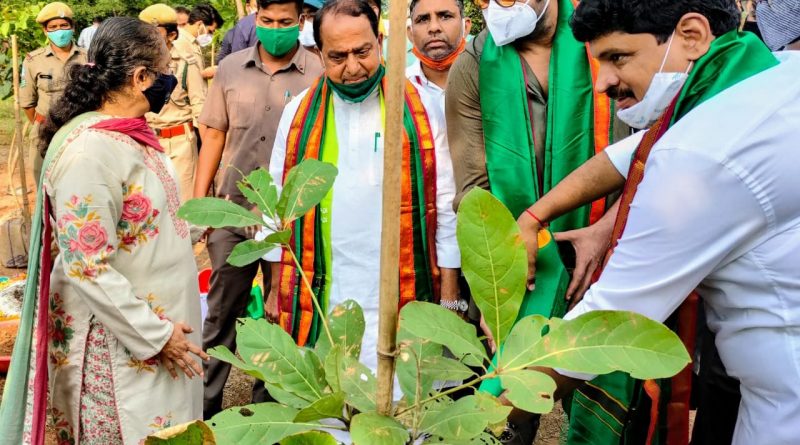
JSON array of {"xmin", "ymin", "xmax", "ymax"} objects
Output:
[
  {"xmin": 235, "ymin": 0, "xmax": 246, "ymax": 20},
  {"xmin": 376, "ymin": 0, "xmax": 408, "ymax": 415},
  {"xmin": 12, "ymin": 35, "xmax": 31, "ymax": 226}
]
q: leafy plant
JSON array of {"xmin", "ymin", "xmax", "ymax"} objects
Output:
[{"xmin": 169, "ymin": 161, "xmax": 691, "ymax": 444}]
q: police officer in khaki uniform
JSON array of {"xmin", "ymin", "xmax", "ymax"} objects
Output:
[
  {"xmin": 140, "ymin": 4, "xmax": 207, "ymax": 203},
  {"xmin": 20, "ymin": 1, "xmax": 87, "ymax": 183}
]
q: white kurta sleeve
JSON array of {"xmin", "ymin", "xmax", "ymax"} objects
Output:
[
  {"xmin": 433, "ymin": 127, "xmax": 461, "ymax": 268},
  {"xmin": 50, "ymin": 145, "xmax": 173, "ymax": 360},
  {"xmin": 559, "ymin": 148, "xmax": 767, "ymax": 379},
  {"xmin": 603, "ymin": 130, "xmax": 647, "ymax": 179},
  {"xmin": 260, "ymin": 92, "xmax": 304, "ymax": 262}
]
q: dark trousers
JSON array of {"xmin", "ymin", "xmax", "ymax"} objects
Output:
[{"xmin": 203, "ymin": 228, "xmax": 271, "ymax": 418}]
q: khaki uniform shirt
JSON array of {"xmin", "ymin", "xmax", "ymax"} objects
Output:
[
  {"xmin": 174, "ymin": 29, "xmax": 205, "ymax": 73},
  {"xmin": 199, "ymin": 44, "xmax": 324, "ymax": 206},
  {"xmin": 20, "ymin": 44, "xmax": 87, "ymax": 117},
  {"xmin": 146, "ymin": 45, "xmax": 206, "ymax": 128},
  {"xmin": 445, "ymin": 31, "xmax": 630, "ymax": 208}
]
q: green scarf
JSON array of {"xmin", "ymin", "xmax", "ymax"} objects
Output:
[
  {"xmin": 326, "ymin": 65, "xmax": 386, "ymax": 103},
  {"xmin": 478, "ymin": 0, "xmax": 593, "ymax": 396},
  {"xmin": 566, "ymin": 30, "xmax": 777, "ymax": 445},
  {"xmin": 0, "ymin": 112, "xmax": 102, "ymax": 445}
]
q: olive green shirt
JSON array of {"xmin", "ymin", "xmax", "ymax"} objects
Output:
[
  {"xmin": 445, "ymin": 30, "xmax": 630, "ymax": 209},
  {"xmin": 20, "ymin": 44, "xmax": 87, "ymax": 117}
]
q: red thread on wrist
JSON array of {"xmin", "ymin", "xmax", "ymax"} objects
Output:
[{"xmin": 525, "ymin": 209, "xmax": 548, "ymax": 228}]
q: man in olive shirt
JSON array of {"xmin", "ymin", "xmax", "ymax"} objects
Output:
[
  {"xmin": 20, "ymin": 1, "xmax": 86, "ymax": 184},
  {"xmin": 195, "ymin": 0, "xmax": 323, "ymax": 418},
  {"xmin": 140, "ymin": 4, "xmax": 206, "ymax": 203}
]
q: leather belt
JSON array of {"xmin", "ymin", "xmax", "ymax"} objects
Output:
[{"xmin": 154, "ymin": 122, "xmax": 193, "ymax": 139}]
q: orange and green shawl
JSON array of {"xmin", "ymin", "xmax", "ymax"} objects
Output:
[{"xmin": 275, "ymin": 74, "xmax": 440, "ymax": 347}]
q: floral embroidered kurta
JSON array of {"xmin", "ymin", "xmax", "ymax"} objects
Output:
[{"xmin": 35, "ymin": 114, "xmax": 202, "ymax": 444}]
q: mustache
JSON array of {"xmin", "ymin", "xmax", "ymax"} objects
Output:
[{"xmin": 606, "ymin": 86, "xmax": 635, "ymax": 101}]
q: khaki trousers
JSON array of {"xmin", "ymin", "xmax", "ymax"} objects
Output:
[{"xmin": 158, "ymin": 124, "xmax": 198, "ymax": 203}]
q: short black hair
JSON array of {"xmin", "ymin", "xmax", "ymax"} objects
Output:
[
  {"xmin": 409, "ymin": 0, "xmax": 464, "ymax": 17},
  {"xmin": 175, "ymin": 5, "xmax": 190, "ymax": 15},
  {"xmin": 93, "ymin": 16, "xmax": 103, "ymax": 23},
  {"xmin": 314, "ymin": 0, "xmax": 379, "ymax": 50},
  {"xmin": 571, "ymin": 0, "xmax": 739, "ymax": 44},
  {"xmin": 189, "ymin": 3, "xmax": 225, "ymax": 27},
  {"xmin": 163, "ymin": 23, "xmax": 179, "ymax": 38},
  {"xmin": 258, "ymin": 0, "xmax": 304, "ymax": 16},
  {"xmin": 366, "ymin": 0, "xmax": 381, "ymax": 16}
]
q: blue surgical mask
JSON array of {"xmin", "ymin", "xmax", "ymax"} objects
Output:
[{"xmin": 47, "ymin": 29, "xmax": 74, "ymax": 48}]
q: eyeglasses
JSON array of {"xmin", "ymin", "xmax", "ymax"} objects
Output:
[{"xmin": 474, "ymin": 0, "xmax": 529, "ymax": 9}]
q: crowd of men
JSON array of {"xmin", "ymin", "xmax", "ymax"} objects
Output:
[{"xmin": 17, "ymin": 0, "xmax": 800, "ymax": 443}]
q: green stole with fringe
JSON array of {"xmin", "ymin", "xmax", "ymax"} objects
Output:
[
  {"xmin": 477, "ymin": 0, "xmax": 615, "ymax": 398},
  {"xmin": 274, "ymin": 74, "xmax": 440, "ymax": 347}
]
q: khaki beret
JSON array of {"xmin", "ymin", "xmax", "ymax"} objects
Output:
[
  {"xmin": 36, "ymin": 2, "xmax": 74, "ymax": 24},
  {"xmin": 139, "ymin": 4, "xmax": 178, "ymax": 26}
]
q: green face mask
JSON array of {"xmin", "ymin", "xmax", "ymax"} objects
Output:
[
  {"xmin": 256, "ymin": 24, "xmax": 300, "ymax": 57},
  {"xmin": 327, "ymin": 65, "xmax": 385, "ymax": 103}
]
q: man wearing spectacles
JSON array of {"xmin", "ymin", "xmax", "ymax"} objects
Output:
[
  {"xmin": 445, "ymin": 0, "xmax": 631, "ymax": 443},
  {"xmin": 20, "ymin": 1, "xmax": 87, "ymax": 186}
]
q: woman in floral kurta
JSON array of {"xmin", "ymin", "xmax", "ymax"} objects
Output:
[
  {"xmin": 41, "ymin": 112, "xmax": 203, "ymax": 444},
  {"xmin": 0, "ymin": 18, "xmax": 204, "ymax": 445}
]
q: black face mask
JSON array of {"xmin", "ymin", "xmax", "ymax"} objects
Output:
[{"xmin": 143, "ymin": 73, "xmax": 178, "ymax": 114}]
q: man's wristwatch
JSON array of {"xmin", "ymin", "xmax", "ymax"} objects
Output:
[{"xmin": 440, "ymin": 299, "xmax": 469, "ymax": 313}]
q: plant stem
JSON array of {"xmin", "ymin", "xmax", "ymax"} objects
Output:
[
  {"xmin": 287, "ymin": 248, "xmax": 334, "ymax": 346},
  {"xmin": 394, "ymin": 372, "xmax": 496, "ymax": 417}
]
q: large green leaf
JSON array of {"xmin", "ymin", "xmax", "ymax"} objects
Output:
[
  {"xmin": 234, "ymin": 318, "xmax": 325, "ymax": 403},
  {"xmin": 227, "ymin": 240, "xmax": 278, "ymax": 267},
  {"xmin": 529, "ymin": 311, "xmax": 691, "ymax": 379},
  {"xmin": 323, "ymin": 345, "xmax": 345, "ymax": 393},
  {"xmin": 396, "ymin": 334, "xmax": 443, "ymax": 403},
  {"xmin": 399, "ymin": 302, "xmax": 487, "ymax": 367},
  {"xmin": 279, "ymin": 431, "xmax": 339, "ymax": 445},
  {"xmin": 178, "ymin": 197, "xmax": 264, "ymax": 228},
  {"xmin": 237, "ymin": 168, "xmax": 279, "ymax": 217},
  {"xmin": 499, "ymin": 369, "xmax": 556, "ymax": 414},
  {"xmin": 293, "ymin": 392, "xmax": 345, "ymax": 423},
  {"xmin": 143, "ymin": 420, "xmax": 215, "ymax": 444},
  {"xmin": 497, "ymin": 315, "xmax": 549, "ymax": 371},
  {"xmin": 277, "ymin": 159, "xmax": 338, "ymax": 225},
  {"xmin": 315, "ymin": 300, "xmax": 365, "ymax": 362},
  {"xmin": 471, "ymin": 392, "xmax": 512, "ymax": 426},
  {"xmin": 420, "ymin": 395, "xmax": 491, "ymax": 441},
  {"xmin": 350, "ymin": 412, "xmax": 409, "ymax": 445},
  {"xmin": 420, "ymin": 356, "xmax": 477, "ymax": 382},
  {"xmin": 456, "ymin": 187, "xmax": 527, "ymax": 348},
  {"xmin": 209, "ymin": 403, "xmax": 320, "ymax": 444},
  {"xmin": 265, "ymin": 382, "xmax": 312, "ymax": 410},
  {"xmin": 339, "ymin": 355, "xmax": 377, "ymax": 413},
  {"xmin": 207, "ymin": 345, "xmax": 269, "ymax": 383}
]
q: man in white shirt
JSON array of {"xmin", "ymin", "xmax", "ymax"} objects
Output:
[
  {"xmin": 76, "ymin": 16, "xmax": 100, "ymax": 49},
  {"xmin": 511, "ymin": 1, "xmax": 800, "ymax": 443},
  {"xmin": 264, "ymin": 0, "xmax": 461, "ymax": 378}
]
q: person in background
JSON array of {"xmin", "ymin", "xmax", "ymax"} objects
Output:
[
  {"xmin": 194, "ymin": 0, "xmax": 323, "ymax": 418},
  {"xmin": 0, "ymin": 17, "xmax": 206, "ymax": 444},
  {"xmin": 77, "ymin": 16, "xmax": 101, "ymax": 49},
  {"xmin": 298, "ymin": 0, "xmax": 323, "ymax": 50},
  {"xmin": 756, "ymin": 0, "xmax": 800, "ymax": 51},
  {"xmin": 265, "ymin": 0, "xmax": 460, "ymax": 392},
  {"xmin": 175, "ymin": 5, "xmax": 191, "ymax": 27},
  {"xmin": 140, "ymin": 4, "xmax": 207, "ymax": 204},
  {"xmin": 175, "ymin": 3, "xmax": 224, "ymax": 80},
  {"xmin": 20, "ymin": 1, "xmax": 87, "ymax": 185},
  {"xmin": 215, "ymin": 0, "xmax": 260, "ymax": 65}
]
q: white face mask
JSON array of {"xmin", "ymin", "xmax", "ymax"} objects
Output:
[
  {"xmin": 299, "ymin": 20, "xmax": 316, "ymax": 47},
  {"xmin": 616, "ymin": 33, "xmax": 692, "ymax": 129},
  {"xmin": 482, "ymin": 0, "xmax": 550, "ymax": 46},
  {"xmin": 197, "ymin": 33, "xmax": 213, "ymax": 47}
]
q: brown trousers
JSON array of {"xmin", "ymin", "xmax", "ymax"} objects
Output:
[{"xmin": 202, "ymin": 227, "xmax": 270, "ymax": 418}]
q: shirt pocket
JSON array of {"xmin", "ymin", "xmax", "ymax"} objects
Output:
[{"xmin": 229, "ymin": 91, "xmax": 255, "ymax": 129}]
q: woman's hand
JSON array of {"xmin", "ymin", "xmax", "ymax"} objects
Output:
[{"xmin": 160, "ymin": 321, "xmax": 209, "ymax": 379}]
